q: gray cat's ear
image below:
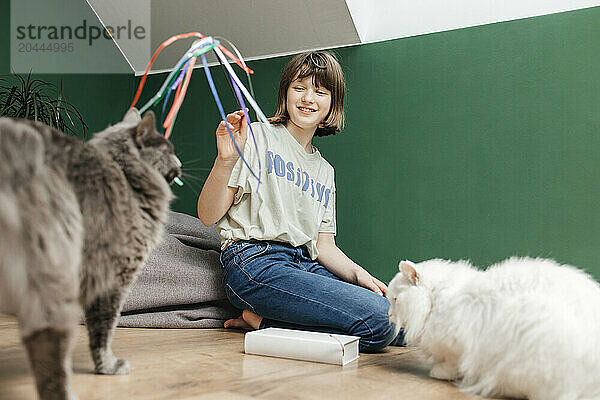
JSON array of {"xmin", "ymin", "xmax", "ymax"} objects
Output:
[
  {"xmin": 123, "ymin": 107, "xmax": 142, "ymax": 124},
  {"xmin": 400, "ymin": 260, "xmax": 419, "ymax": 285},
  {"xmin": 135, "ymin": 111, "xmax": 156, "ymax": 146}
]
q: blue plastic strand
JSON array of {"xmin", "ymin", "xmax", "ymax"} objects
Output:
[{"xmin": 200, "ymin": 53, "xmax": 261, "ymax": 186}]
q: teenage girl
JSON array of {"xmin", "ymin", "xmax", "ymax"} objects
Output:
[{"xmin": 198, "ymin": 51, "xmax": 403, "ymax": 352}]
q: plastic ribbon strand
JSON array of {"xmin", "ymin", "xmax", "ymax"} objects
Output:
[
  {"xmin": 131, "ymin": 32, "xmax": 202, "ymax": 110},
  {"xmin": 130, "ymin": 32, "xmax": 253, "ymax": 111},
  {"xmin": 212, "ymin": 46, "xmax": 278, "ymax": 139},
  {"xmin": 214, "ymin": 36, "xmax": 255, "ymax": 99},
  {"xmin": 145, "ymin": 39, "xmax": 215, "ymax": 140},
  {"xmin": 219, "ymin": 57, "xmax": 262, "ymax": 189},
  {"xmin": 164, "ymin": 56, "xmax": 196, "ymax": 139},
  {"xmin": 161, "ymin": 59, "xmax": 190, "ymax": 129},
  {"xmin": 130, "ymin": 33, "xmax": 278, "ymax": 191},
  {"xmin": 139, "ymin": 37, "xmax": 216, "ymax": 114},
  {"xmin": 218, "ymin": 57, "xmax": 240, "ymax": 108},
  {"xmin": 161, "ymin": 39, "xmax": 227, "ymax": 136},
  {"xmin": 171, "ymin": 59, "xmax": 190, "ymax": 90},
  {"xmin": 160, "ymin": 40, "xmax": 210, "ymax": 130},
  {"xmin": 164, "ymin": 57, "xmax": 196, "ymax": 134},
  {"xmin": 200, "ymin": 53, "xmax": 261, "ymax": 186}
]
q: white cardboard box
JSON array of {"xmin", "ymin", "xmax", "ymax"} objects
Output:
[{"xmin": 244, "ymin": 328, "xmax": 360, "ymax": 366}]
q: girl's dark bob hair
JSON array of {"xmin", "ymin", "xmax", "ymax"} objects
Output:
[{"xmin": 269, "ymin": 51, "xmax": 345, "ymax": 137}]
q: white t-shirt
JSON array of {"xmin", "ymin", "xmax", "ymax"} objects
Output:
[{"xmin": 216, "ymin": 122, "xmax": 336, "ymax": 259}]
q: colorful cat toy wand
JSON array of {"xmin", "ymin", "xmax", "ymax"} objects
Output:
[{"xmin": 130, "ymin": 32, "xmax": 277, "ymax": 191}]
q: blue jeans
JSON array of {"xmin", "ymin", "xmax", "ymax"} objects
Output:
[{"xmin": 220, "ymin": 239, "xmax": 404, "ymax": 352}]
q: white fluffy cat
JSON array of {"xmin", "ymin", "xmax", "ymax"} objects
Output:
[{"xmin": 387, "ymin": 257, "xmax": 600, "ymax": 400}]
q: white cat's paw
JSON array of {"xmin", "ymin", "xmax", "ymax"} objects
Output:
[
  {"xmin": 429, "ymin": 362, "xmax": 459, "ymax": 381},
  {"xmin": 95, "ymin": 357, "xmax": 130, "ymax": 375}
]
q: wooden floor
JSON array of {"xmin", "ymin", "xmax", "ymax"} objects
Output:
[{"xmin": 0, "ymin": 314, "xmax": 491, "ymax": 400}]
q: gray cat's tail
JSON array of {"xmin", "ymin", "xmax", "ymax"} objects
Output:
[
  {"xmin": 0, "ymin": 118, "xmax": 45, "ymax": 232},
  {"xmin": 0, "ymin": 117, "xmax": 82, "ymax": 337},
  {"xmin": 0, "ymin": 118, "xmax": 46, "ymax": 232},
  {"xmin": 0, "ymin": 118, "xmax": 46, "ymax": 185}
]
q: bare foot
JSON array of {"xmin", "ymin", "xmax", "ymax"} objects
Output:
[
  {"xmin": 224, "ymin": 315, "xmax": 252, "ymax": 330},
  {"xmin": 224, "ymin": 310, "xmax": 263, "ymax": 330},
  {"xmin": 241, "ymin": 310, "xmax": 262, "ymax": 329}
]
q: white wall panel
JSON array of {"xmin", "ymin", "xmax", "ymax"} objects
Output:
[{"xmin": 346, "ymin": 0, "xmax": 600, "ymax": 43}]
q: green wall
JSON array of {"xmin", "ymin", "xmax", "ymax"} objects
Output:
[
  {"xmin": 4, "ymin": 0, "xmax": 599, "ymax": 282},
  {"xmin": 335, "ymin": 7, "xmax": 600, "ymax": 282},
  {"xmin": 165, "ymin": 6, "xmax": 600, "ymax": 282},
  {"xmin": 339, "ymin": 7, "xmax": 600, "ymax": 282}
]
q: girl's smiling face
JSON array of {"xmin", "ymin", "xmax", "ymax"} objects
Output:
[{"xmin": 285, "ymin": 75, "xmax": 331, "ymax": 133}]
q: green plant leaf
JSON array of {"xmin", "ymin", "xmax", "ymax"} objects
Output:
[{"xmin": 0, "ymin": 73, "xmax": 87, "ymax": 137}]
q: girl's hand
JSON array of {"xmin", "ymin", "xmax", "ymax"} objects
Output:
[
  {"xmin": 354, "ymin": 267, "xmax": 388, "ymax": 296},
  {"xmin": 216, "ymin": 109, "xmax": 248, "ymax": 166}
]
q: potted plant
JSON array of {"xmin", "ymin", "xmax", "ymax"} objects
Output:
[{"xmin": 0, "ymin": 72, "xmax": 88, "ymax": 137}]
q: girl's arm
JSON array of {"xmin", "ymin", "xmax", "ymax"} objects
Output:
[
  {"xmin": 197, "ymin": 110, "xmax": 248, "ymax": 226},
  {"xmin": 197, "ymin": 159, "xmax": 237, "ymax": 226},
  {"xmin": 316, "ymin": 232, "xmax": 387, "ymax": 296}
]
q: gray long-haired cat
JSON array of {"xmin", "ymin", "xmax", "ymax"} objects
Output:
[{"xmin": 0, "ymin": 108, "xmax": 181, "ymax": 400}]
